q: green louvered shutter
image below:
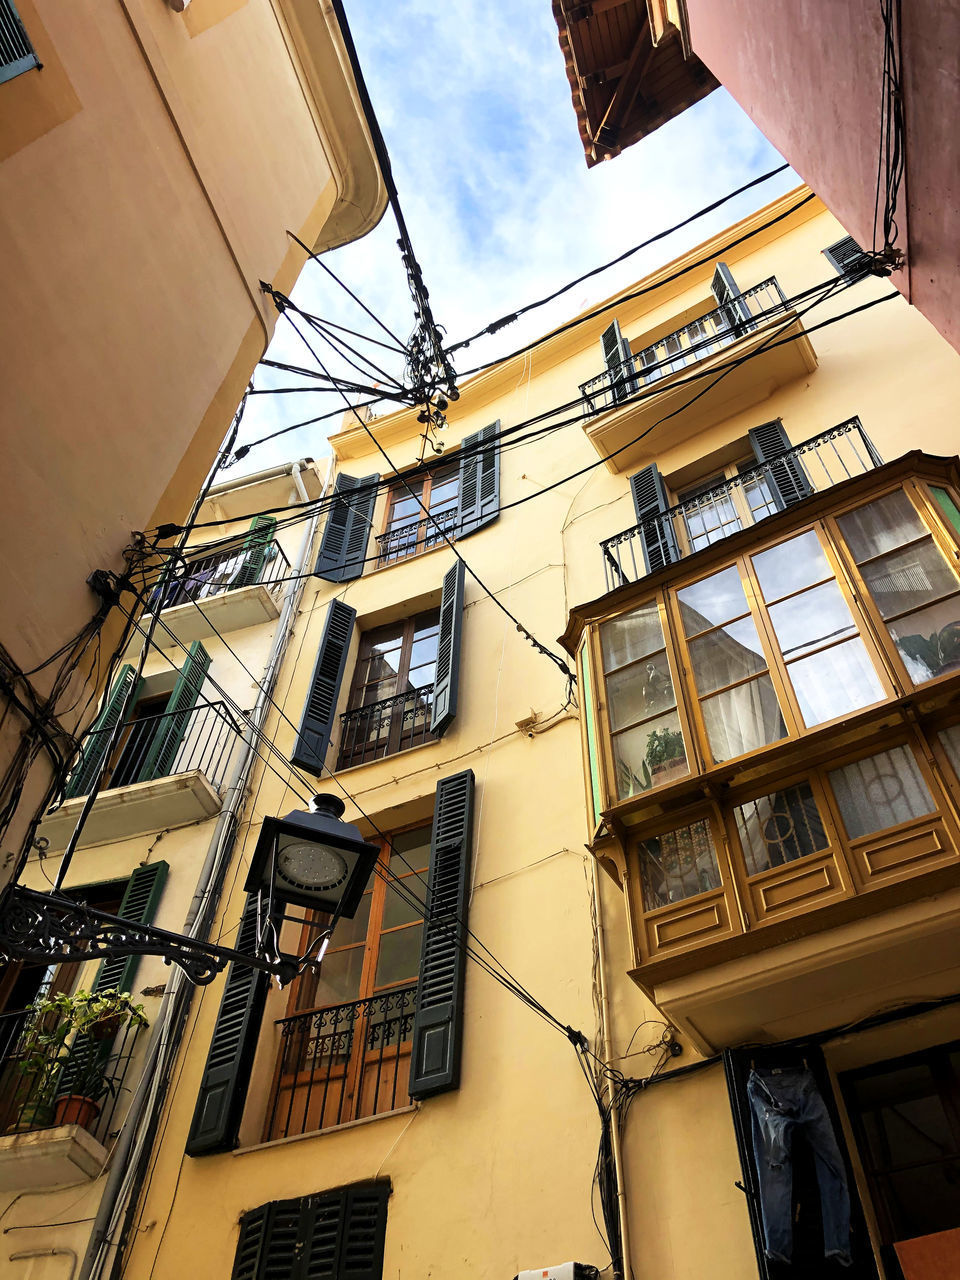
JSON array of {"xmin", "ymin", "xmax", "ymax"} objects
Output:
[
  {"xmin": 230, "ymin": 1204, "xmax": 274, "ymax": 1280},
  {"xmin": 601, "ymin": 319, "xmax": 638, "ymax": 404},
  {"xmin": 456, "ymin": 423, "xmax": 500, "ymax": 538},
  {"xmin": 186, "ymin": 897, "xmax": 271, "ymax": 1155},
  {"xmin": 291, "ymin": 600, "xmax": 356, "ymax": 774},
  {"xmin": 136, "ymin": 641, "xmax": 211, "ymax": 783},
  {"xmin": 429, "ymin": 561, "xmax": 465, "ymax": 738},
  {"xmin": 314, "ymin": 474, "xmax": 379, "ymax": 583},
  {"xmin": 711, "ymin": 261, "xmax": 752, "ymax": 331},
  {"xmin": 409, "ymin": 770, "xmax": 474, "ymax": 1099},
  {"xmin": 232, "ymin": 515, "xmax": 277, "ymax": 590},
  {"xmin": 629, "ymin": 464, "xmax": 680, "ymax": 574},
  {"xmin": 64, "ymin": 664, "xmax": 140, "ymax": 799},
  {"xmin": 748, "ymin": 420, "xmax": 812, "ymax": 509}
]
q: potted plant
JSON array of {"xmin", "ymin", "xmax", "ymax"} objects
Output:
[
  {"xmin": 16, "ymin": 989, "xmax": 148, "ymax": 1133},
  {"xmin": 645, "ymin": 726, "xmax": 686, "ymax": 785}
]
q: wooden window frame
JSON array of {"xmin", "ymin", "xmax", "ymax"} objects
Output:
[{"xmin": 379, "ymin": 463, "xmax": 460, "ymax": 565}]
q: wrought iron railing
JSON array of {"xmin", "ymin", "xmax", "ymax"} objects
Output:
[
  {"xmin": 580, "ymin": 277, "xmax": 789, "ymax": 416},
  {"xmin": 68, "ymin": 700, "xmax": 241, "ymax": 797},
  {"xmin": 0, "ymin": 1008, "xmax": 143, "ymax": 1145},
  {"xmin": 266, "ymin": 986, "xmax": 417, "ymax": 1139},
  {"xmin": 155, "ymin": 539, "xmax": 290, "ymax": 610},
  {"xmin": 337, "ymin": 686, "xmax": 436, "ymax": 770},
  {"xmin": 375, "ymin": 510, "xmax": 458, "ymax": 567},
  {"xmin": 600, "ymin": 419, "xmax": 883, "ymax": 591}
]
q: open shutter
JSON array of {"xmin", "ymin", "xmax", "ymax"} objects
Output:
[
  {"xmin": 314, "ymin": 474, "xmax": 379, "ymax": 583},
  {"xmin": 136, "ymin": 640, "xmax": 211, "ymax": 783},
  {"xmin": 711, "ymin": 261, "xmax": 752, "ymax": 331},
  {"xmin": 429, "ymin": 561, "xmax": 464, "ymax": 738},
  {"xmin": 629, "ymin": 464, "xmax": 680, "ymax": 574},
  {"xmin": 749, "ymin": 420, "xmax": 812, "ymax": 509},
  {"xmin": 64, "ymin": 664, "xmax": 139, "ymax": 799},
  {"xmin": 823, "ymin": 236, "xmax": 870, "ymax": 279},
  {"xmin": 186, "ymin": 897, "xmax": 271, "ymax": 1155},
  {"xmin": 92, "ymin": 861, "xmax": 169, "ymax": 997},
  {"xmin": 456, "ymin": 423, "xmax": 500, "ymax": 538},
  {"xmin": 601, "ymin": 319, "xmax": 638, "ymax": 404},
  {"xmin": 409, "ymin": 769, "xmax": 475, "ymax": 1099},
  {"xmin": 291, "ymin": 599, "xmax": 356, "ymax": 774},
  {"xmin": 232, "ymin": 515, "xmax": 277, "ymax": 590}
]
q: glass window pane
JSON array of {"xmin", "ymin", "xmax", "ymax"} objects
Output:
[
  {"xmin": 382, "ymin": 877, "xmax": 424, "ymax": 930},
  {"xmin": 735, "ymin": 782, "xmax": 829, "ymax": 876},
  {"xmin": 606, "ymin": 652, "xmax": 676, "ymax": 730},
  {"xmin": 312, "ymin": 945, "xmax": 364, "ymax": 1008},
  {"xmin": 859, "ymin": 542, "xmax": 958, "ymax": 618},
  {"xmin": 689, "ymin": 616, "xmax": 768, "ymax": 694},
  {"xmin": 638, "ymin": 818, "xmax": 721, "ymax": 911},
  {"xmin": 601, "ymin": 602, "xmax": 665, "ymax": 671},
  {"xmin": 329, "ymin": 893, "xmax": 371, "ymax": 949},
  {"xmin": 937, "ymin": 724, "xmax": 960, "ymax": 780},
  {"xmin": 788, "ymin": 638, "xmax": 885, "ymax": 726},
  {"xmin": 888, "ymin": 600, "xmax": 960, "ymax": 682},
  {"xmin": 931, "ymin": 486, "xmax": 960, "ymax": 538},
  {"xmin": 375, "ymin": 923, "xmax": 423, "ymax": 987},
  {"xmin": 828, "ymin": 746, "xmax": 935, "ymax": 839},
  {"xmin": 390, "ymin": 826, "xmax": 431, "ymax": 869},
  {"xmin": 769, "ymin": 580, "xmax": 858, "ymax": 659},
  {"xmin": 701, "ymin": 676, "xmax": 787, "ymax": 763},
  {"xmin": 838, "ymin": 490, "xmax": 927, "ymax": 562},
  {"xmin": 753, "ymin": 529, "xmax": 832, "ymax": 600},
  {"xmin": 611, "ymin": 710, "xmax": 688, "ymax": 799},
  {"xmin": 678, "ymin": 566, "xmax": 749, "ymax": 635}
]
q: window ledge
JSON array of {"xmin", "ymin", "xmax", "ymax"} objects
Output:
[
  {"xmin": 333, "ymin": 733, "xmax": 443, "ymax": 779},
  {"xmin": 234, "ymin": 1104, "xmax": 418, "ymax": 1156}
]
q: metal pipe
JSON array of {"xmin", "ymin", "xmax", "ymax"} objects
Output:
[{"xmin": 204, "ymin": 457, "xmax": 317, "ymax": 498}]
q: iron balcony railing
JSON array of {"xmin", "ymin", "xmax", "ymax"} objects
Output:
[
  {"xmin": 580, "ymin": 278, "xmax": 789, "ymax": 417},
  {"xmin": 266, "ymin": 985, "xmax": 417, "ymax": 1139},
  {"xmin": 0, "ymin": 1008, "xmax": 143, "ymax": 1146},
  {"xmin": 375, "ymin": 509, "xmax": 458, "ymax": 567},
  {"xmin": 155, "ymin": 539, "xmax": 290, "ymax": 610},
  {"xmin": 337, "ymin": 685, "xmax": 436, "ymax": 770},
  {"xmin": 601, "ymin": 419, "xmax": 883, "ymax": 592}
]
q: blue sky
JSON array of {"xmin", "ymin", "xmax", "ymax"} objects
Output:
[{"xmin": 234, "ymin": 0, "xmax": 795, "ymax": 472}]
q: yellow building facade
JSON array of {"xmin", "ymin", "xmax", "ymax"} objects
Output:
[{"xmin": 5, "ymin": 189, "xmax": 960, "ymax": 1280}]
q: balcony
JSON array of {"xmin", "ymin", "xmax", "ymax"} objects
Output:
[
  {"xmin": 155, "ymin": 539, "xmax": 290, "ymax": 643},
  {"xmin": 38, "ymin": 701, "xmax": 239, "ymax": 850},
  {"xmin": 375, "ymin": 510, "xmax": 457, "ymax": 567},
  {"xmin": 0, "ymin": 1009, "xmax": 142, "ymax": 1188},
  {"xmin": 265, "ymin": 986, "xmax": 416, "ymax": 1139},
  {"xmin": 580, "ymin": 278, "xmax": 818, "ymax": 472},
  {"xmin": 337, "ymin": 686, "xmax": 436, "ymax": 770},
  {"xmin": 601, "ymin": 418, "xmax": 883, "ymax": 591}
]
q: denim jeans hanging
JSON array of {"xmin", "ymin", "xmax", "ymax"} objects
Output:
[{"xmin": 747, "ymin": 1067, "xmax": 853, "ymax": 1266}]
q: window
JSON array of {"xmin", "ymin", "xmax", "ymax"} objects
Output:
[
  {"xmin": 638, "ymin": 816, "xmax": 721, "ymax": 910},
  {"xmin": 828, "ymin": 746, "xmax": 936, "ymax": 840},
  {"xmin": 734, "ymin": 782, "xmax": 828, "ymax": 876},
  {"xmin": 378, "ymin": 463, "xmax": 459, "ymax": 565},
  {"xmin": 265, "ymin": 828, "xmax": 428, "ymax": 1139},
  {"xmin": 0, "ymin": 0, "xmax": 39, "ymax": 85},
  {"xmin": 232, "ymin": 1182, "xmax": 390, "ymax": 1280},
  {"xmin": 677, "ymin": 461, "xmax": 779, "ymax": 554}
]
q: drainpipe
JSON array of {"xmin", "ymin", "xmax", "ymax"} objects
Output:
[
  {"xmin": 76, "ymin": 459, "xmax": 330, "ymax": 1280},
  {"xmin": 591, "ymin": 854, "xmax": 634, "ymax": 1280}
]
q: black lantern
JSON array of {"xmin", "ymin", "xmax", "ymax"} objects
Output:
[{"xmin": 245, "ymin": 794, "xmax": 379, "ymax": 916}]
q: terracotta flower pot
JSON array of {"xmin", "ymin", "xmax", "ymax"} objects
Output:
[
  {"xmin": 5, "ymin": 1099, "xmax": 55, "ymax": 1134},
  {"xmin": 90, "ymin": 1014, "xmax": 122, "ymax": 1042},
  {"xmin": 54, "ymin": 1093, "xmax": 101, "ymax": 1130}
]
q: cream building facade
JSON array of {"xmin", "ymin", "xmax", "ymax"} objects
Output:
[{"xmin": 4, "ymin": 190, "xmax": 960, "ymax": 1280}]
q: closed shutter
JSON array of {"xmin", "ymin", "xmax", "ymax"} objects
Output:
[
  {"xmin": 186, "ymin": 897, "xmax": 272, "ymax": 1155},
  {"xmin": 629, "ymin": 464, "xmax": 680, "ymax": 574},
  {"xmin": 429, "ymin": 561, "xmax": 465, "ymax": 738},
  {"xmin": 823, "ymin": 236, "xmax": 870, "ymax": 279},
  {"xmin": 291, "ymin": 599, "xmax": 356, "ymax": 774},
  {"xmin": 601, "ymin": 319, "xmax": 638, "ymax": 404},
  {"xmin": 314, "ymin": 474, "xmax": 379, "ymax": 583},
  {"xmin": 711, "ymin": 261, "xmax": 752, "ymax": 330},
  {"xmin": 136, "ymin": 640, "xmax": 211, "ymax": 783},
  {"xmin": 456, "ymin": 423, "xmax": 500, "ymax": 538},
  {"xmin": 748, "ymin": 420, "xmax": 812, "ymax": 509},
  {"xmin": 409, "ymin": 769, "xmax": 475, "ymax": 1098},
  {"xmin": 338, "ymin": 1184, "xmax": 390, "ymax": 1280},
  {"xmin": 64, "ymin": 664, "xmax": 140, "ymax": 799},
  {"xmin": 232, "ymin": 515, "xmax": 278, "ymax": 590},
  {"xmin": 231, "ymin": 1204, "xmax": 273, "ymax": 1280}
]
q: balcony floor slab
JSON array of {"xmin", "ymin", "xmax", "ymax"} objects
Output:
[
  {"xmin": 0, "ymin": 1123, "xmax": 107, "ymax": 1190},
  {"xmin": 158, "ymin": 582, "xmax": 281, "ymax": 644},
  {"xmin": 38, "ymin": 770, "xmax": 222, "ymax": 851}
]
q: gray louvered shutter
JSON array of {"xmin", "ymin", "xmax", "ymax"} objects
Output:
[
  {"xmin": 409, "ymin": 769, "xmax": 474, "ymax": 1099},
  {"xmin": 711, "ymin": 261, "xmax": 751, "ymax": 330},
  {"xmin": 186, "ymin": 897, "xmax": 271, "ymax": 1155},
  {"xmin": 748, "ymin": 420, "xmax": 812, "ymax": 509},
  {"xmin": 314, "ymin": 474, "xmax": 379, "ymax": 583},
  {"xmin": 338, "ymin": 1183, "xmax": 390, "ymax": 1280},
  {"xmin": 601, "ymin": 319, "xmax": 638, "ymax": 404},
  {"xmin": 629, "ymin": 465, "xmax": 680, "ymax": 574},
  {"xmin": 64, "ymin": 664, "xmax": 140, "ymax": 799},
  {"xmin": 0, "ymin": 1, "xmax": 39, "ymax": 82},
  {"xmin": 456, "ymin": 423, "xmax": 500, "ymax": 538},
  {"xmin": 823, "ymin": 236, "xmax": 869, "ymax": 278},
  {"xmin": 232, "ymin": 515, "xmax": 277, "ymax": 590},
  {"xmin": 136, "ymin": 640, "xmax": 211, "ymax": 783},
  {"xmin": 231, "ymin": 1204, "xmax": 273, "ymax": 1280},
  {"xmin": 291, "ymin": 599, "xmax": 356, "ymax": 774},
  {"xmin": 429, "ymin": 561, "xmax": 464, "ymax": 738}
]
